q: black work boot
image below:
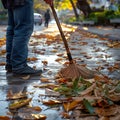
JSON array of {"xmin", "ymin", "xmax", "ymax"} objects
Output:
[{"xmin": 13, "ymin": 65, "xmax": 42, "ymax": 77}]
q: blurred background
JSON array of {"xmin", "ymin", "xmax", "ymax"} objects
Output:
[{"xmin": 0, "ymin": 0, "xmax": 120, "ymax": 26}]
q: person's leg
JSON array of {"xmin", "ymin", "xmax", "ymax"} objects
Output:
[
  {"xmin": 44, "ymin": 20, "xmax": 47, "ymax": 27},
  {"xmin": 11, "ymin": 0, "xmax": 42, "ymax": 75},
  {"xmin": 45, "ymin": 20, "xmax": 48, "ymax": 27},
  {"xmin": 5, "ymin": 9, "xmax": 14, "ymax": 72},
  {"xmin": 12, "ymin": 0, "xmax": 34, "ymax": 70}
]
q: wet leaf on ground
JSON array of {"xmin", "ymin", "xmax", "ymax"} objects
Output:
[{"xmin": 9, "ymin": 98, "xmax": 32, "ymax": 110}]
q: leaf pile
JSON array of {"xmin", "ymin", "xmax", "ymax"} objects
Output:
[{"xmin": 37, "ymin": 75, "xmax": 120, "ymax": 119}]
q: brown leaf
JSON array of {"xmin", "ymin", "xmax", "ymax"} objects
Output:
[
  {"xmin": 80, "ymin": 52, "xmax": 87, "ymax": 55},
  {"xmin": 51, "ymin": 49, "xmax": 58, "ymax": 53},
  {"xmin": 0, "ymin": 62, "xmax": 6, "ymax": 66},
  {"xmin": 108, "ymin": 94, "xmax": 120, "ymax": 102},
  {"xmin": 79, "ymin": 42, "xmax": 88, "ymax": 46},
  {"xmin": 107, "ymin": 42, "xmax": 120, "ymax": 48},
  {"xmin": 56, "ymin": 78, "xmax": 68, "ymax": 84},
  {"xmin": 33, "ymin": 83, "xmax": 59, "ymax": 89},
  {"xmin": 55, "ymin": 58, "xmax": 63, "ymax": 62},
  {"xmin": 40, "ymin": 77, "xmax": 51, "ymax": 83},
  {"xmin": 30, "ymin": 106, "xmax": 42, "ymax": 112},
  {"xmin": 109, "ymin": 113, "xmax": 120, "ymax": 120},
  {"xmin": 56, "ymin": 53, "xmax": 64, "ymax": 57},
  {"xmin": 42, "ymin": 60, "xmax": 48, "ymax": 65},
  {"xmin": 72, "ymin": 96, "xmax": 101, "ymax": 102},
  {"xmin": 45, "ymin": 88, "xmax": 60, "ymax": 96},
  {"xmin": 80, "ymin": 83, "xmax": 96, "ymax": 96},
  {"xmin": 63, "ymin": 100, "xmax": 81, "ymax": 111},
  {"xmin": 95, "ymin": 105, "xmax": 120, "ymax": 117},
  {"xmin": 7, "ymin": 90, "xmax": 27, "ymax": 100},
  {"xmin": 60, "ymin": 112, "xmax": 70, "ymax": 119},
  {"xmin": 94, "ymin": 74, "xmax": 109, "ymax": 83},
  {"xmin": 27, "ymin": 57, "xmax": 38, "ymax": 61},
  {"xmin": 84, "ymin": 55, "xmax": 92, "ymax": 59},
  {"xmin": 0, "ymin": 49, "xmax": 6, "ymax": 55},
  {"xmin": 42, "ymin": 100, "xmax": 62, "ymax": 105},
  {"xmin": 99, "ymin": 116, "xmax": 109, "ymax": 120},
  {"xmin": 0, "ymin": 116, "xmax": 10, "ymax": 120}
]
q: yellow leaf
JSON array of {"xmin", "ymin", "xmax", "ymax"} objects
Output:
[
  {"xmin": 31, "ymin": 114, "xmax": 46, "ymax": 120},
  {"xmin": 9, "ymin": 98, "xmax": 32, "ymax": 109}
]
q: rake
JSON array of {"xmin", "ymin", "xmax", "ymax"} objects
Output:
[{"xmin": 45, "ymin": 0, "xmax": 95, "ymax": 79}]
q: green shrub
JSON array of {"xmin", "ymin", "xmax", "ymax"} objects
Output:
[
  {"xmin": 86, "ymin": 9, "xmax": 120, "ymax": 25},
  {"xmin": 87, "ymin": 12, "xmax": 106, "ymax": 24}
]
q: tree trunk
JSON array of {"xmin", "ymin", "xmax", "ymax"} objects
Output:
[
  {"xmin": 76, "ymin": 0, "xmax": 92, "ymax": 18},
  {"xmin": 69, "ymin": 0, "xmax": 79, "ymax": 20}
]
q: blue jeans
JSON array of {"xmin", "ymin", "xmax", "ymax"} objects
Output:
[{"xmin": 6, "ymin": 0, "xmax": 34, "ymax": 71}]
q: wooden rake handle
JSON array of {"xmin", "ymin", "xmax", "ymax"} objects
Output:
[{"xmin": 50, "ymin": 4, "xmax": 73, "ymax": 63}]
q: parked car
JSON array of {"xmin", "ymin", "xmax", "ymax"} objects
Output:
[{"xmin": 34, "ymin": 13, "xmax": 42, "ymax": 25}]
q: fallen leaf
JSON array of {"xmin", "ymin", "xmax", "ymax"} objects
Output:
[
  {"xmin": 108, "ymin": 94, "xmax": 120, "ymax": 102},
  {"xmin": 0, "ymin": 37, "xmax": 6, "ymax": 47},
  {"xmin": 60, "ymin": 112, "xmax": 70, "ymax": 119},
  {"xmin": 31, "ymin": 114, "xmax": 46, "ymax": 120},
  {"xmin": 42, "ymin": 60, "xmax": 48, "ymax": 65},
  {"xmin": 0, "ymin": 49, "xmax": 6, "ymax": 55},
  {"xmin": 51, "ymin": 49, "xmax": 57, "ymax": 53},
  {"xmin": 0, "ymin": 62, "xmax": 6, "ymax": 66},
  {"xmin": 94, "ymin": 74, "xmax": 109, "ymax": 82},
  {"xmin": 109, "ymin": 113, "xmax": 120, "ymax": 120},
  {"xmin": 95, "ymin": 105, "xmax": 120, "ymax": 117},
  {"xmin": 7, "ymin": 90, "xmax": 27, "ymax": 100},
  {"xmin": 56, "ymin": 53, "xmax": 64, "ymax": 57},
  {"xmin": 45, "ymin": 88, "xmax": 60, "ymax": 96},
  {"xmin": 0, "ymin": 116, "xmax": 10, "ymax": 120},
  {"xmin": 80, "ymin": 83, "xmax": 96, "ymax": 96},
  {"xmin": 56, "ymin": 78, "xmax": 68, "ymax": 84},
  {"xmin": 55, "ymin": 58, "xmax": 63, "ymax": 62},
  {"xmin": 9, "ymin": 98, "xmax": 32, "ymax": 109},
  {"xmin": 27, "ymin": 57, "xmax": 38, "ymax": 61},
  {"xmin": 98, "ymin": 116, "xmax": 109, "ymax": 120},
  {"xmin": 30, "ymin": 106, "xmax": 42, "ymax": 111},
  {"xmin": 63, "ymin": 100, "xmax": 81, "ymax": 111},
  {"xmin": 72, "ymin": 96, "xmax": 101, "ymax": 102},
  {"xmin": 34, "ymin": 83, "xmax": 59, "ymax": 89},
  {"xmin": 40, "ymin": 77, "xmax": 51, "ymax": 83},
  {"xmin": 42, "ymin": 99, "xmax": 62, "ymax": 105}
]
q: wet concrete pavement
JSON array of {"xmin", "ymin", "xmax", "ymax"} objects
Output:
[
  {"xmin": 78, "ymin": 25, "xmax": 120, "ymax": 41},
  {"xmin": 0, "ymin": 22, "xmax": 120, "ymax": 119}
]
